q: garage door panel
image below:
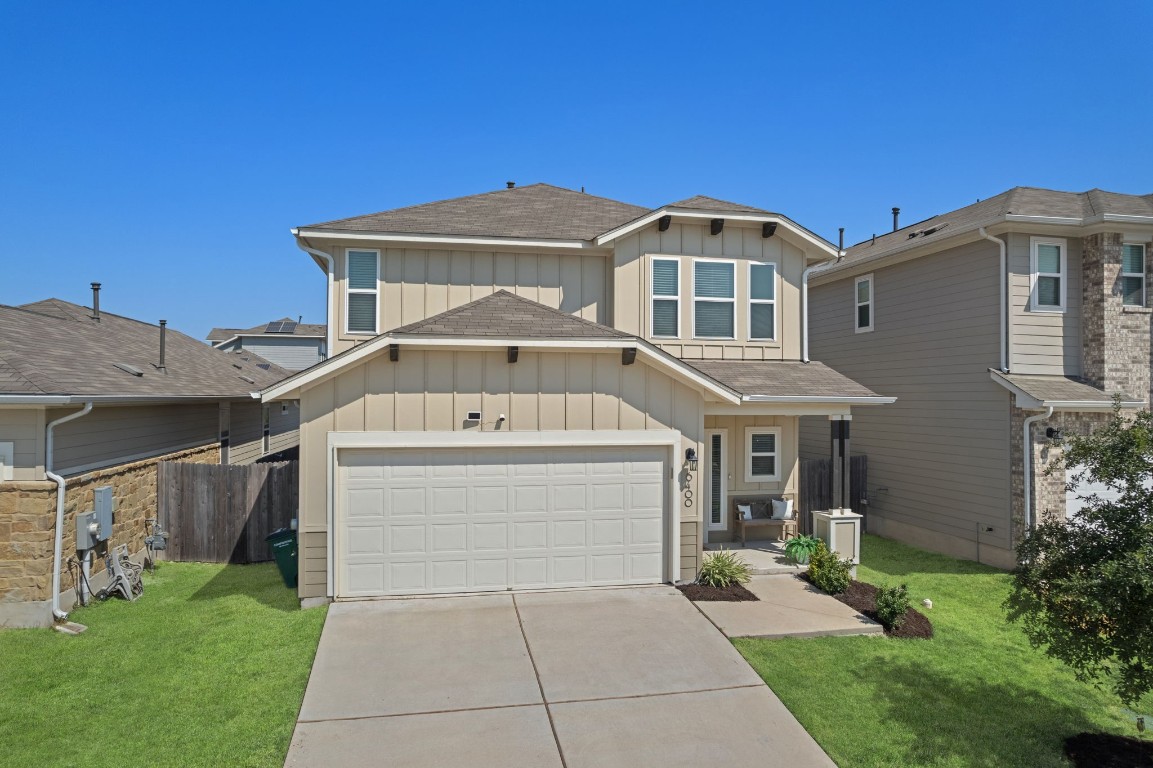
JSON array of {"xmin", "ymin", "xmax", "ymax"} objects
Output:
[{"xmin": 338, "ymin": 445, "xmax": 668, "ymax": 597}]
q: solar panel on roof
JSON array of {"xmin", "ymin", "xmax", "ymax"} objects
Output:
[
  {"xmin": 280, "ymin": 321, "xmax": 297, "ymax": 334},
  {"xmin": 265, "ymin": 321, "xmax": 283, "ymax": 333}
]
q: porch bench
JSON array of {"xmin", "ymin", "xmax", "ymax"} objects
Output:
[{"xmin": 731, "ymin": 494, "xmax": 798, "ymax": 545}]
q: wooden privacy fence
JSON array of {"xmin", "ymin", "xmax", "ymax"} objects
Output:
[
  {"xmin": 157, "ymin": 460, "xmax": 298, "ymax": 564},
  {"xmin": 798, "ymin": 455, "xmax": 868, "ymax": 535}
]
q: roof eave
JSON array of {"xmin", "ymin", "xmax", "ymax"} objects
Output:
[
  {"xmin": 293, "ymin": 227, "xmax": 604, "ymax": 251},
  {"xmin": 740, "ymin": 395, "xmax": 896, "ymax": 404},
  {"xmin": 988, "ymin": 370, "xmax": 1140, "ymax": 411},
  {"xmin": 595, "ymin": 207, "xmax": 838, "ymax": 257}
]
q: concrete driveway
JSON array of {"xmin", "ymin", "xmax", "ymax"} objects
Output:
[{"xmin": 284, "ymin": 586, "xmax": 834, "ymax": 768}]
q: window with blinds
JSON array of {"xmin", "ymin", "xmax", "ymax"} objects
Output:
[
  {"xmin": 854, "ymin": 274, "xmax": 873, "ymax": 333},
  {"xmin": 651, "ymin": 257, "xmax": 680, "ymax": 338},
  {"xmin": 1030, "ymin": 238, "xmax": 1065, "ymax": 312},
  {"xmin": 1122, "ymin": 243, "xmax": 1146, "ymax": 307},
  {"xmin": 346, "ymin": 250, "xmax": 379, "ymax": 333},
  {"xmin": 694, "ymin": 260, "xmax": 735, "ymax": 338},
  {"xmin": 745, "ymin": 427, "xmax": 780, "ymax": 482},
  {"xmin": 749, "ymin": 262, "xmax": 776, "ymax": 341}
]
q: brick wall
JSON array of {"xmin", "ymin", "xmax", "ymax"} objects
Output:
[{"xmin": 0, "ymin": 443, "xmax": 219, "ymax": 610}]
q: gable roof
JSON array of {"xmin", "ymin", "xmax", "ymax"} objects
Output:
[
  {"xmin": 390, "ymin": 290, "xmax": 630, "ymax": 339},
  {"xmin": 299, "ymin": 183, "xmax": 649, "ymax": 241},
  {"xmin": 0, "ymin": 300, "xmax": 291, "ymax": 401},
  {"xmin": 666, "ymin": 195, "xmax": 774, "ymax": 214},
  {"xmin": 830, "ymin": 186, "xmax": 1153, "ymax": 275},
  {"xmin": 207, "ymin": 317, "xmax": 326, "ymax": 342}
]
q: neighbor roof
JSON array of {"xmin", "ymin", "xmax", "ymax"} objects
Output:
[
  {"xmin": 666, "ymin": 195, "xmax": 774, "ymax": 214},
  {"xmin": 991, "ymin": 370, "xmax": 1143, "ymax": 409},
  {"xmin": 390, "ymin": 290, "xmax": 630, "ymax": 339},
  {"xmin": 683, "ymin": 360, "xmax": 887, "ymax": 400},
  {"xmin": 835, "ymin": 186, "xmax": 1153, "ymax": 271},
  {"xmin": 207, "ymin": 317, "xmax": 326, "ymax": 342},
  {"xmin": 0, "ymin": 300, "xmax": 291, "ymax": 400}
]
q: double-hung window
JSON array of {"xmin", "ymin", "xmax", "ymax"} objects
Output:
[
  {"xmin": 748, "ymin": 262, "xmax": 776, "ymax": 341},
  {"xmin": 346, "ymin": 249, "xmax": 379, "ymax": 333},
  {"xmin": 854, "ymin": 274, "xmax": 873, "ymax": 332},
  {"xmin": 744, "ymin": 427, "xmax": 781, "ymax": 483},
  {"xmin": 1030, "ymin": 237, "xmax": 1066, "ymax": 312},
  {"xmin": 651, "ymin": 257, "xmax": 680, "ymax": 337},
  {"xmin": 1122, "ymin": 243, "xmax": 1146, "ymax": 307},
  {"xmin": 693, "ymin": 260, "xmax": 735, "ymax": 338}
]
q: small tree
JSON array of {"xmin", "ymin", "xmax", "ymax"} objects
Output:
[{"xmin": 1006, "ymin": 404, "xmax": 1153, "ymax": 707}]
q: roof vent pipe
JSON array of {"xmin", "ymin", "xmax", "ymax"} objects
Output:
[
  {"xmin": 506, "ymin": 181, "xmax": 515, "ymax": 189},
  {"xmin": 838, "ymin": 228, "xmax": 844, "ymax": 256},
  {"xmin": 892, "ymin": 207, "xmax": 900, "ymax": 232},
  {"xmin": 91, "ymin": 283, "xmax": 101, "ymax": 322},
  {"xmin": 158, "ymin": 320, "xmax": 167, "ymax": 371}
]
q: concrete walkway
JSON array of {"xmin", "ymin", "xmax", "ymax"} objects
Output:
[
  {"xmin": 694, "ymin": 574, "xmax": 883, "ymax": 639},
  {"xmin": 705, "ymin": 540, "xmax": 800, "ymax": 575},
  {"xmin": 285, "ymin": 587, "xmax": 835, "ymax": 768}
]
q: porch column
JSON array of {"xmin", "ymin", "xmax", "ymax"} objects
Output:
[{"xmin": 830, "ymin": 415, "xmax": 851, "ymax": 510}]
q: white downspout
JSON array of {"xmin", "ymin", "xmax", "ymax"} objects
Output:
[
  {"xmin": 294, "ymin": 239, "xmax": 335, "ymax": 360},
  {"xmin": 46, "ymin": 402, "xmax": 93, "ymax": 621},
  {"xmin": 802, "ymin": 252, "xmax": 843, "ymax": 363},
  {"xmin": 1022, "ymin": 406, "xmax": 1053, "ymax": 534},
  {"xmin": 979, "ymin": 227, "xmax": 1009, "ymax": 373}
]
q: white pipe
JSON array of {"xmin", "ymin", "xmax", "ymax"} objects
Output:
[
  {"xmin": 979, "ymin": 227, "xmax": 1009, "ymax": 372},
  {"xmin": 46, "ymin": 401, "xmax": 93, "ymax": 621},
  {"xmin": 1022, "ymin": 406, "xmax": 1053, "ymax": 533},
  {"xmin": 294, "ymin": 240, "xmax": 335, "ymax": 360},
  {"xmin": 802, "ymin": 253, "xmax": 843, "ymax": 363},
  {"xmin": 81, "ymin": 550, "xmax": 93, "ymax": 606}
]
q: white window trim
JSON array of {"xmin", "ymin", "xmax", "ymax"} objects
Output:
[
  {"xmin": 744, "ymin": 426, "xmax": 782, "ymax": 483},
  {"xmin": 706, "ymin": 429, "xmax": 727, "ymax": 531},
  {"xmin": 650, "ymin": 256, "xmax": 681, "ymax": 339},
  {"xmin": 747, "ymin": 261, "xmax": 777, "ymax": 342},
  {"xmin": 1122, "ymin": 242, "xmax": 1146, "ymax": 308},
  {"xmin": 692, "ymin": 257, "xmax": 737, "ymax": 340},
  {"xmin": 854, "ymin": 273, "xmax": 874, "ymax": 333},
  {"xmin": 345, "ymin": 248, "xmax": 381, "ymax": 335},
  {"xmin": 1029, "ymin": 236, "xmax": 1067, "ymax": 313}
]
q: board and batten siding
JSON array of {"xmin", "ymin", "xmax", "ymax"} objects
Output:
[
  {"xmin": 296, "ymin": 348, "xmax": 705, "ymax": 598},
  {"xmin": 0, "ymin": 408, "xmax": 46, "ymax": 480},
  {"xmin": 802, "ymin": 239, "xmax": 1015, "ymax": 564},
  {"xmin": 611, "ymin": 221, "xmax": 807, "ymax": 360},
  {"xmin": 1007, "ymin": 232, "xmax": 1083, "ymax": 376},
  {"xmin": 313, "ymin": 241, "xmax": 609, "ymax": 355},
  {"xmin": 45, "ymin": 404, "xmax": 219, "ymax": 477},
  {"xmin": 236, "ymin": 338, "xmax": 325, "ymax": 372},
  {"xmin": 703, "ymin": 414, "xmax": 800, "ymax": 539}
]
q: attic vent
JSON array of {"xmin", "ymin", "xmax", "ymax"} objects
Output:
[
  {"xmin": 232, "ymin": 363, "xmax": 243, "ymax": 370},
  {"xmin": 257, "ymin": 363, "xmax": 271, "ymax": 370},
  {"xmin": 114, "ymin": 362, "xmax": 144, "ymax": 377},
  {"xmin": 238, "ymin": 375, "xmax": 256, "ymax": 384},
  {"xmin": 907, "ymin": 222, "xmax": 949, "ymax": 240},
  {"xmin": 266, "ymin": 321, "xmax": 297, "ymax": 334}
]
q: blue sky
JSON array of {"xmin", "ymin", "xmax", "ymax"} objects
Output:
[{"xmin": 3, "ymin": 1, "xmax": 1150, "ymax": 341}]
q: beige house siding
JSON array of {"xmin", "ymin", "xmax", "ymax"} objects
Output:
[
  {"xmin": 296, "ymin": 348, "xmax": 706, "ymax": 598},
  {"xmin": 803, "ymin": 240, "xmax": 1014, "ymax": 565},
  {"xmin": 313, "ymin": 241, "xmax": 609, "ymax": 355},
  {"xmin": 45, "ymin": 404, "xmax": 219, "ymax": 477},
  {"xmin": 0, "ymin": 408, "xmax": 46, "ymax": 481},
  {"xmin": 611, "ymin": 221, "xmax": 807, "ymax": 359},
  {"xmin": 1007, "ymin": 232, "xmax": 1083, "ymax": 376},
  {"xmin": 703, "ymin": 414, "xmax": 799, "ymax": 541}
]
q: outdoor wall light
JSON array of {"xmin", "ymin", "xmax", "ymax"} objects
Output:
[
  {"xmin": 1046, "ymin": 427, "xmax": 1063, "ymax": 440},
  {"xmin": 685, "ymin": 447, "xmax": 698, "ymax": 472}
]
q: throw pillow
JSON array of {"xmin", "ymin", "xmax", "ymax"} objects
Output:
[
  {"xmin": 772, "ymin": 498, "xmax": 794, "ymax": 520},
  {"xmin": 737, "ymin": 504, "xmax": 752, "ymax": 521}
]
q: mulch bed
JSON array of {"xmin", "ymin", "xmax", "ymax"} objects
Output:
[
  {"xmin": 802, "ymin": 574, "xmax": 933, "ymax": 639},
  {"xmin": 1065, "ymin": 732, "xmax": 1153, "ymax": 767},
  {"xmin": 676, "ymin": 583, "xmax": 759, "ymax": 602}
]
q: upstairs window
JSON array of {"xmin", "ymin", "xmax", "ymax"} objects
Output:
[
  {"xmin": 748, "ymin": 262, "xmax": 776, "ymax": 341},
  {"xmin": 1030, "ymin": 237, "xmax": 1066, "ymax": 312},
  {"xmin": 694, "ymin": 260, "xmax": 735, "ymax": 339},
  {"xmin": 346, "ymin": 249, "xmax": 379, "ymax": 333},
  {"xmin": 650, "ymin": 257, "xmax": 680, "ymax": 338},
  {"xmin": 855, "ymin": 274, "xmax": 874, "ymax": 332},
  {"xmin": 1122, "ymin": 243, "xmax": 1146, "ymax": 307}
]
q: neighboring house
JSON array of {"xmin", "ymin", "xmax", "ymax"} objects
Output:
[
  {"xmin": 801, "ymin": 187, "xmax": 1152, "ymax": 568},
  {"xmin": 0, "ymin": 295, "xmax": 296, "ymax": 627},
  {"xmin": 264, "ymin": 183, "xmax": 891, "ymax": 603},
  {"xmin": 208, "ymin": 317, "xmax": 327, "ymax": 371}
]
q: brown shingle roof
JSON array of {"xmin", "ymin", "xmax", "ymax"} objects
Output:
[
  {"xmin": 301, "ymin": 183, "xmax": 649, "ymax": 241},
  {"xmin": 994, "ymin": 372, "xmax": 1141, "ymax": 406},
  {"xmin": 0, "ymin": 301, "xmax": 291, "ymax": 398},
  {"xmin": 390, "ymin": 291, "xmax": 630, "ymax": 338},
  {"xmin": 683, "ymin": 360, "xmax": 885, "ymax": 399},
  {"xmin": 666, "ymin": 195, "xmax": 774, "ymax": 214}
]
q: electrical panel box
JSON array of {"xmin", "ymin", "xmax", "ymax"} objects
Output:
[
  {"xmin": 94, "ymin": 486, "xmax": 114, "ymax": 542},
  {"xmin": 76, "ymin": 512, "xmax": 99, "ymax": 551}
]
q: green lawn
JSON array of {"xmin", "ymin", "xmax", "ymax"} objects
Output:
[
  {"xmin": 0, "ymin": 562, "xmax": 327, "ymax": 768},
  {"xmin": 735, "ymin": 535, "xmax": 1151, "ymax": 768}
]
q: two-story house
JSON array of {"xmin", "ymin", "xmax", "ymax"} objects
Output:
[
  {"xmin": 208, "ymin": 318, "xmax": 327, "ymax": 371},
  {"xmin": 260, "ymin": 183, "xmax": 891, "ymax": 603},
  {"xmin": 801, "ymin": 187, "xmax": 1152, "ymax": 568}
]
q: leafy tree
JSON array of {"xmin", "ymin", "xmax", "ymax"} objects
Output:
[{"xmin": 1006, "ymin": 404, "xmax": 1153, "ymax": 707}]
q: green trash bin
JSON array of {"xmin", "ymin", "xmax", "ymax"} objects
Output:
[{"xmin": 265, "ymin": 528, "xmax": 298, "ymax": 588}]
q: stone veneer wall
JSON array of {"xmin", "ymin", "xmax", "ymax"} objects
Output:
[{"xmin": 0, "ymin": 443, "xmax": 219, "ymax": 615}]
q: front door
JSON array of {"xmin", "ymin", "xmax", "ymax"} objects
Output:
[{"xmin": 705, "ymin": 430, "xmax": 726, "ymax": 539}]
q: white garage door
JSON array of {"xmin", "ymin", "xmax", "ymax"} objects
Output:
[{"xmin": 337, "ymin": 445, "xmax": 668, "ymax": 597}]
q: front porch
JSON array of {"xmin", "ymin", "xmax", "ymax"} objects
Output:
[{"xmin": 704, "ymin": 539, "xmax": 798, "ymax": 575}]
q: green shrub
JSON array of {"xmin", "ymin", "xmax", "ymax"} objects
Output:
[
  {"xmin": 807, "ymin": 540, "xmax": 852, "ymax": 595},
  {"xmin": 784, "ymin": 534, "xmax": 821, "ymax": 564},
  {"xmin": 875, "ymin": 583, "xmax": 911, "ymax": 630},
  {"xmin": 699, "ymin": 549, "xmax": 752, "ymax": 588}
]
